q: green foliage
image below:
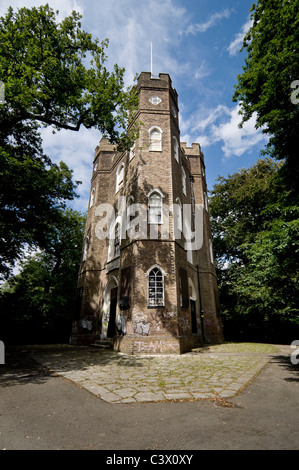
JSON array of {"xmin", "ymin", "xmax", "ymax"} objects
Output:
[
  {"xmin": 0, "ymin": 4, "xmax": 139, "ymax": 277},
  {"xmin": 0, "ymin": 208, "xmax": 86, "ymax": 344},
  {"xmin": 209, "ymin": 158, "xmax": 299, "ymax": 343},
  {"xmin": 0, "ymin": 4, "xmax": 138, "ymax": 142},
  {"xmin": 233, "ymin": 0, "xmax": 299, "ymax": 187}
]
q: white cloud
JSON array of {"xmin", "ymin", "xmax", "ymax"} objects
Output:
[
  {"xmin": 84, "ymin": 0, "xmax": 189, "ymax": 86},
  {"xmin": 227, "ymin": 19, "xmax": 253, "ymax": 56},
  {"xmin": 194, "ymin": 60, "xmax": 211, "ymax": 80},
  {"xmin": 185, "ymin": 9, "xmax": 231, "ymax": 35},
  {"xmin": 181, "ymin": 103, "xmax": 268, "ymax": 160},
  {"xmin": 212, "ymin": 105, "xmax": 267, "ymax": 158},
  {"xmin": 41, "ymin": 126, "xmax": 100, "ymax": 212},
  {"xmin": 0, "ymin": 0, "xmax": 85, "ymax": 20}
]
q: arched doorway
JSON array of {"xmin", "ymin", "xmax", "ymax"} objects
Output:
[{"xmin": 102, "ymin": 277, "xmax": 118, "ymax": 339}]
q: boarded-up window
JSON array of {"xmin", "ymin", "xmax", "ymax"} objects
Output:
[
  {"xmin": 179, "ymin": 267, "xmax": 189, "ymax": 309},
  {"xmin": 119, "ymin": 266, "xmax": 132, "ymax": 310}
]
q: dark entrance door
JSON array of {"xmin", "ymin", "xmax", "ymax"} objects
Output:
[
  {"xmin": 107, "ymin": 287, "xmax": 118, "ymax": 338},
  {"xmin": 190, "ymin": 299, "xmax": 197, "ymax": 334}
]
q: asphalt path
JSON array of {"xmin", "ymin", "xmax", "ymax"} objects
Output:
[{"xmin": 0, "ymin": 345, "xmax": 298, "ymax": 452}]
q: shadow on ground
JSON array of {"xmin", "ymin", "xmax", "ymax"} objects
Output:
[{"xmin": 272, "ymin": 355, "xmax": 299, "ymax": 382}]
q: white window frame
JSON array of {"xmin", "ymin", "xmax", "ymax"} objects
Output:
[
  {"xmin": 89, "ymin": 187, "xmax": 95, "ymax": 208},
  {"xmin": 209, "ymin": 239, "xmax": 214, "ymax": 265},
  {"xmin": 173, "ymin": 135, "xmax": 179, "ymax": 162},
  {"xmin": 146, "ymin": 265, "xmax": 166, "ymax": 307},
  {"xmin": 147, "ymin": 189, "xmax": 165, "ymax": 225},
  {"xmin": 174, "ymin": 197, "xmax": 183, "ymax": 236},
  {"xmin": 82, "ymin": 236, "xmax": 89, "ymax": 261},
  {"xmin": 149, "ymin": 96, "xmax": 162, "ymax": 105},
  {"xmin": 108, "ymin": 217, "xmax": 122, "ymax": 261},
  {"xmin": 182, "ymin": 166, "xmax": 187, "ymax": 195},
  {"xmin": 116, "ymin": 163, "xmax": 125, "ymax": 193},
  {"xmin": 148, "ymin": 126, "xmax": 162, "ymax": 151}
]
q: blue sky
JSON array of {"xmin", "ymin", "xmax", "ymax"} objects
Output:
[{"xmin": 1, "ymin": 0, "xmax": 269, "ymax": 212}]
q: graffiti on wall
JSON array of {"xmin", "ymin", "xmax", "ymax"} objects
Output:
[
  {"xmin": 134, "ymin": 321, "xmax": 151, "ymax": 335},
  {"xmin": 134, "ymin": 340, "xmax": 177, "ymax": 353}
]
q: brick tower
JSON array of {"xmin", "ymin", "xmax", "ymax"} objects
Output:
[{"xmin": 70, "ymin": 72, "xmax": 223, "ymax": 353}]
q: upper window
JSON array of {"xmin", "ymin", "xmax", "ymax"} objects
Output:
[
  {"xmin": 108, "ymin": 220, "xmax": 121, "ymax": 261},
  {"xmin": 114, "ymin": 223, "xmax": 120, "ymax": 258},
  {"xmin": 209, "ymin": 239, "xmax": 214, "ymax": 265},
  {"xmin": 147, "ymin": 266, "xmax": 165, "ymax": 307},
  {"xmin": 173, "ymin": 136, "xmax": 179, "ymax": 162},
  {"xmin": 148, "ymin": 126, "xmax": 162, "ymax": 151},
  {"xmin": 82, "ymin": 236, "xmax": 89, "ymax": 261},
  {"xmin": 116, "ymin": 163, "xmax": 125, "ymax": 193},
  {"xmin": 89, "ymin": 187, "xmax": 95, "ymax": 208},
  {"xmin": 148, "ymin": 191, "xmax": 163, "ymax": 224},
  {"xmin": 149, "ymin": 96, "xmax": 162, "ymax": 105},
  {"xmin": 174, "ymin": 197, "xmax": 182, "ymax": 236},
  {"xmin": 182, "ymin": 167, "xmax": 187, "ymax": 195}
]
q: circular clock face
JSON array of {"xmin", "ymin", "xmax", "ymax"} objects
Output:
[{"xmin": 149, "ymin": 96, "xmax": 161, "ymax": 105}]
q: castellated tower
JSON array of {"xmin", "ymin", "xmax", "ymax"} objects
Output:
[{"xmin": 70, "ymin": 72, "xmax": 223, "ymax": 354}]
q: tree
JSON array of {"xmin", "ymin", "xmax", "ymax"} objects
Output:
[
  {"xmin": 0, "ymin": 5, "xmax": 138, "ymax": 278},
  {"xmin": 0, "ymin": 5, "xmax": 138, "ymax": 144},
  {"xmin": 209, "ymin": 158, "xmax": 299, "ymax": 343},
  {"xmin": 0, "ymin": 208, "xmax": 86, "ymax": 344},
  {"xmin": 233, "ymin": 0, "xmax": 299, "ymax": 187}
]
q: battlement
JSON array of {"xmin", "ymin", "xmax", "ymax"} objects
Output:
[
  {"xmin": 137, "ymin": 72, "xmax": 178, "ymax": 104},
  {"xmin": 180, "ymin": 142, "xmax": 202, "ymax": 155}
]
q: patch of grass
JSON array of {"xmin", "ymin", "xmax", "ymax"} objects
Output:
[{"xmin": 204, "ymin": 342, "xmax": 280, "ymax": 354}]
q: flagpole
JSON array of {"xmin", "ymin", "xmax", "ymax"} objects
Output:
[{"xmin": 151, "ymin": 42, "xmax": 153, "ymax": 77}]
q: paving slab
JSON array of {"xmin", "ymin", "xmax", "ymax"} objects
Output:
[{"xmin": 25, "ymin": 343, "xmax": 284, "ymax": 404}]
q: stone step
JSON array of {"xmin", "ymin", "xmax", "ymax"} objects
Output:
[{"xmin": 90, "ymin": 339, "xmax": 113, "ymax": 349}]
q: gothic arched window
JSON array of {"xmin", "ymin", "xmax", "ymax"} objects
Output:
[
  {"xmin": 149, "ymin": 127, "xmax": 162, "ymax": 151},
  {"xmin": 147, "ymin": 266, "xmax": 165, "ymax": 307},
  {"xmin": 148, "ymin": 191, "xmax": 163, "ymax": 224}
]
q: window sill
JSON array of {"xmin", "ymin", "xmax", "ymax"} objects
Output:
[{"xmin": 147, "ymin": 305, "xmax": 165, "ymax": 309}]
